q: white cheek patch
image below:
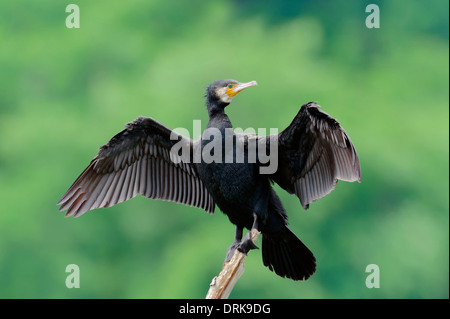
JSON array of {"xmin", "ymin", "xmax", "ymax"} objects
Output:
[
  {"xmin": 217, "ymin": 87, "xmax": 232, "ymax": 103},
  {"xmin": 220, "ymin": 95, "xmax": 232, "ymax": 103}
]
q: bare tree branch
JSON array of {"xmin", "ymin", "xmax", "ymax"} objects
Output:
[{"xmin": 206, "ymin": 229, "xmax": 261, "ymax": 299}]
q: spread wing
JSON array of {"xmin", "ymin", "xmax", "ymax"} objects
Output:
[
  {"xmin": 269, "ymin": 102, "xmax": 361, "ymax": 209},
  {"xmin": 57, "ymin": 117, "xmax": 215, "ymax": 217}
]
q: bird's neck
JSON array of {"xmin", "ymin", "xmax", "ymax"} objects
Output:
[{"xmin": 207, "ymin": 101, "xmax": 232, "ymax": 130}]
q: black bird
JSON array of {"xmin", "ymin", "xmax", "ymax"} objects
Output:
[{"xmin": 57, "ymin": 79, "xmax": 361, "ymax": 281}]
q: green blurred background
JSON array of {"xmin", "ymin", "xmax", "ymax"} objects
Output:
[{"xmin": 0, "ymin": 0, "xmax": 448, "ymax": 299}]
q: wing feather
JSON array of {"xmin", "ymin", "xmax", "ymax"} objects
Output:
[
  {"xmin": 58, "ymin": 117, "xmax": 215, "ymax": 217},
  {"xmin": 271, "ymin": 102, "xmax": 361, "ymax": 209}
]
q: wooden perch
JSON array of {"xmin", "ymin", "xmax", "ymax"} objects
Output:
[{"xmin": 206, "ymin": 228, "xmax": 261, "ymax": 299}]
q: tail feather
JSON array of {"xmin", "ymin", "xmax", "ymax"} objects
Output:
[{"xmin": 262, "ymin": 227, "xmax": 316, "ymax": 280}]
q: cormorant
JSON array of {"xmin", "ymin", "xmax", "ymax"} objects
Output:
[{"xmin": 57, "ymin": 79, "xmax": 361, "ymax": 281}]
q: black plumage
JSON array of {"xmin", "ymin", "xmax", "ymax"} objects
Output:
[{"xmin": 57, "ymin": 79, "xmax": 361, "ymax": 281}]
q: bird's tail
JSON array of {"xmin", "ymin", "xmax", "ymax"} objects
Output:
[{"xmin": 262, "ymin": 226, "xmax": 316, "ymax": 280}]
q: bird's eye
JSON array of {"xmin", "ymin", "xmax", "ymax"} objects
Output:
[{"xmin": 228, "ymin": 84, "xmax": 233, "ymax": 89}]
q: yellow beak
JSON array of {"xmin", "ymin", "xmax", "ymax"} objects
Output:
[{"xmin": 226, "ymin": 81, "xmax": 258, "ymax": 98}]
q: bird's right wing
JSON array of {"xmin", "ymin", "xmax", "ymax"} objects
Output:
[{"xmin": 57, "ymin": 117, "xmax": 215, "ymax": 217}]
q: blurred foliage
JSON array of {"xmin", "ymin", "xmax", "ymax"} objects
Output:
[{"xmin": 0, "ymin": 0, "xmax": 448, "ymax": 299}]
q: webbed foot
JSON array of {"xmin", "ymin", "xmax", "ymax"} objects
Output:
[{"xmin": 237, "ymin": 231, "xmax": 259, "ymax": 254}]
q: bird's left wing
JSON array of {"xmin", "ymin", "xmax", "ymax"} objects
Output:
[
  {"xmin": 57, "ymin": 117, "xmax": 215, "ymax": 217},
  {"xmin": 266, "ymin": 102, "xmax": 361, "ymax": 209}
]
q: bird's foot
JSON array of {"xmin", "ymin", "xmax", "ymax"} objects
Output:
[
  {"xmin": 237, "ymin": 231, "xmax": 259, "ymax": 255},
  {"xmin": 225, "ymin": 240, "xmax": 241, "ymax": 263}
]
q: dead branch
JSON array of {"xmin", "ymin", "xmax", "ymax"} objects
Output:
[{"xmin": 205, "ymin": 228, "xmax": 261, "ymax": 299}]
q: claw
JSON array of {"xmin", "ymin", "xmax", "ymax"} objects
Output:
[
  {"xmin": 224, "ymin": 214, "xmax": 260, "ymax": 262},
  {"xmin": 225, "ymin": 240, "xmax": 241, "ymax": 263},
  {"xmin": 237, "ymin": 232, "xmax": 259, "ymax": 254}
]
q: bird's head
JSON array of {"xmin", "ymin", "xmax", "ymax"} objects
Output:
[{"xmin": 206, "ymin": 79, "xmax": 258, "ymax": 109}]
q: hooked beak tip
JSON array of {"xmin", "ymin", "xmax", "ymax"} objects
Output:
[{"xmin": 235, "ymin": 80, "xmax": 258, "ymax": 93}]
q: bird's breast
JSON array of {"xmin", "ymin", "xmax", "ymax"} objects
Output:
[{"xmin": 196, "ymin": 161, "xmax": 262, "ymax": 205}]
